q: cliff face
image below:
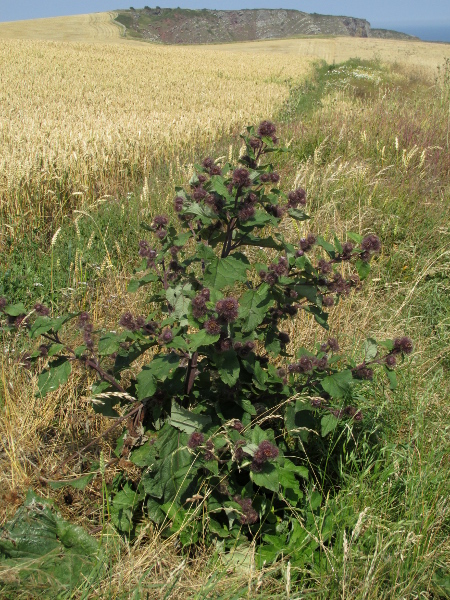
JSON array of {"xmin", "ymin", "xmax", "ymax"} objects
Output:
[{"xmin": 115, "ymin": 8, "xmax": 396, "ymax": 45}]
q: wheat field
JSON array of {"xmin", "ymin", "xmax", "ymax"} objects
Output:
[
  {"xmin": 1, "ymin": 12, "xmax": 449, "ymax": 241},
  {"xmin": 0, "ymin": 32, "xmax": 312, "ymax": 240}
]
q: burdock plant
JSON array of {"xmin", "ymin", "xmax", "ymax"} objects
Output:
[{"xmin": 1, "ymin": 122, "xmax": 412, "ymax": 551}]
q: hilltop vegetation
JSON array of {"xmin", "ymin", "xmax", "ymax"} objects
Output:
[{"xmin": 115, "ymin": 7, "xmax": 418, "ymax": 44}]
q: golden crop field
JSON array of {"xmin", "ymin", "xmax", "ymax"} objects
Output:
[
  {"xmin": 212, "ymin": 36, "xmax": 450, "ymax": 72},
  {"xmin": 0, "ymin": 12, "xmax": 121, "ymax": 42},
  {"xmin": 0, "ymin": 33, "xmax": 312, "ymax": 239},
  {"xmin": 1, "ymin": 12, "xmax": 449, "ymax": 241}
]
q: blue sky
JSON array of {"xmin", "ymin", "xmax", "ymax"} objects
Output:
[{"xmin": 1, "ymin": 1, "xmax": 450, "ymax": 38}]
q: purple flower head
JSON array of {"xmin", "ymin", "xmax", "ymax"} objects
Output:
[
  {"xmin": 200, "ymin": 288, "xmax": 210, "ymax": 300},
  {"xmin": 318, "ymin": 259, "xmax": 332, "ymax": 274},
  {"xmin": 317, "ymin": 356, "xmax": 328, "ymax": 370},
  {"xmin": 119, "ymin": 311, "xmax": 136, "ymax": 331},
  {"xmin": 39, "ymin": 344, "xmax": 49, "ymax": 357},
  {"xmin": 353, "ymin": 366, "xmax": 374, "ymax": 380},
  {"xmin": 202, "ymin": 157, "xmax": 214, "ymax": 169},
  {"xmin": 260, "ymin": 173, "xmax": 271, "ymax": 183},
  {"xmin": 193, "ymin": 186, "xmax": 208, "ymax": 201},
  {"xmin": 192, "ymin": 294, "xmax": 207, "ymax": 319},
  {"xmin": 232, "ymin": 420, "xmax": 244, "ymax": 432},
  {"xmin": 155, "ymin": 229, "xmax": 167, "ymax": 240},
  {"xmin": 341, "ymin": 241, "xmax": 354, "ymax": 258},
  {"xmin": 233, "ymin": 496, "xmax": 258, "ymax": 525},
  {"xmin": 322, "ymin": 295, "xmax": 335, "ymax": 307},
  {"xmin": 232, "ymin": 168, "xmax": 251, "ymax": 188},
  {"xmin": 257, "ymin": 120, "xmax": 277, "ymax": 138},
  {"xmin": 188, "ymin": 432, "xmax": 204, "ymax": 449},
  {"xmin": 158, "ymin": 328, "xmax": 173, "ymax": 344},
  {"xmin": 270, "ymin": 172, "xmax": 280, "ymax": 183},
  {"xmin": 216, "ymin": 297, "xmax": 239, "ymax": 322},
  {"xmin": 385, "ymin": 354, "xmax": 397, "ymax": 367},
  {"xmin": 219, "ymin": 336, "xmax": 233, "ymax": 352},
  {"xmin": 34, "ymin": 303, "xmax": 50, "ymax": 316},
  {"xmin": 287, "ymin": 188, "xmax": 307, "ymax": 208},
  {"xmin": 299, "ymin": 233, "xmax": 316, "ymax": 252},
  {"xmin": 0, "ymin": 297, "xmax": 7, "ymax": 311},
  {"xmin": 238, "ymin": 204, "xmax": 255, "ymax": 222},
  {"xmin": 197, "ymin": 174, "xmax": 207, "ymax": 184},
  {"xmin": 327, "ymin": 337, "xmax": 340, "ymax": 352},
  {"xmin": 204, "ymin": 318, "xmax": 222, "ymax": 336},
  {"xmin": 174, "ymin": 196, "xmax": 184, "ymax": 212},
  {"xmin": 209, "ymin": 164, "xmax": 222, "ymax": 176},
  {"xmin": 142, "ymin": 321, "xmax": 157, "ymax": 335},
  {"xmin": 256, "ymin": 440, "xmax": 279, "ymax": 460},
  {"xmin": 249, "ymin": 137, "xmax": 262, "ymax": 150},
  {"xmin": 153, "ymin": 215, "xmax": 168, "ymax": 228},
  {"xmin": 393, "ymin": 336, "xmax": 413, "ymax": 354},
  {"xmin": 361, "ymin": 234, "xmax": 381, "ymax": 254},
  {"xmin": 266, "ymin": 204, "xmax": 285, "ymax": 219}
]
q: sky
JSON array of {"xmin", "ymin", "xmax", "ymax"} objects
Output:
[{"xmin": 1, "ymin": 1, "xmax": 450, "ymax": 40}]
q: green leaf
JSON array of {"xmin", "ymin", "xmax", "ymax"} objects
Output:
[
  {"xmin": 136, "ymin": 367, "xmax": 157, "ymax": 400},
  {"xmin": 204, "ymin": 254, "xmax": 249, "ymax": 290},
  {"xmin": 188, "ymin": 329, "xmax": 220, "ymax": 351},
  {"xmin": 48, "ymin": 471, "xmax": 96, "ymax": 490},
  {"xmin": 321, "ymin": 413, "xmax": 339, "ymax": 437},
  {"xmin": 239, "ymin": 284, "xmax": 274, "ymax": 332},
  {"xmin": 364, "ymin": 337, "xmax": 378, "ymax": 361},
  {"xmin": 210, "ymin": 175, "xmax": 232, "ymax": 199},
  {"xmin": 355, "ymin": 259, "xmax": 371, "ymax": 280},
  {"xmin": 251, "ymin": 463, "xmax": 279, "ymax": 492},
  {"xmin": 98, "ymin": 333, "xmax": 121, "ymax": 356},
  {"xmin": 48, "ymin": 343, "xmax": 64, "ymax": 357},
  {"xmin": 288, "ymin": 208, "xmax": 309, "ymax": 221},
  {"xmin": 215, "ymin": 350, "xmax": 240, "ymax": 386},
  {"xmin": 111, "ymin": 484, "xmax": 142, "ymax": 533},
  {"xmin": 384, "ymin": 365, "xmax": 398, "ymax": 390},
  {"xmin": 237, "ymin": 234, "xmax": 283, "ymax": 250},
  {"xmin": 166, "ymin": 283, "xmax": 192, "ymax": 320},
  {"xmin": 0, "ymin": 490, "xmax": 98, "ymax": 588},
  {"xmin": 347, "ymin": 232, "xmax": 363, "ymax": 244},
  {"xmin": 128, "ymin": 271, "xmax": 159, "ymax": 293},
  {"xmin": 30, "ymin": 314, "xmax": 74, "ymax": 338},
  {"xmin": 37, "ymin": 359, "xmax": 72, "ymax": 396},
  {"xmin": 316, "ymin": 236, "xmax": 336, "ymax": 258},
  {"xmin": 143, "ymin": 352, "xmax": 180, "ymax": 382},
  {"xmin": 170, "ymin": 401, "xmax": 212, "ymax": 434},
  {"xmin": 321, "ymin": 370, "xmax": 353, "ymax": 399},
  {"xmin": 3, "ymin": 302, "xmax": 26, "ymax": 316}
]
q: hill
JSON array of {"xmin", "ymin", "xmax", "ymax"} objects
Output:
[{"xmin": 114, "ymin": 7, "xmax": 418, "ymax": 44}]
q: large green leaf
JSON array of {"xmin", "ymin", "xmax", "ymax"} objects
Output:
[
  {"xmin": 30, "ymin": 314, "xmax": 74, "ymax": 338},
  {"xmin": 111, "ymin": 484, "xmax": 143, "ymax": 533},
  {"xmin": 188, "ymin": 329, "xmax": 220, "ymax": 351},
  {"xmin": 321, "ymin": 413, "xmax": 339, "ymax": 437},
  {"xmin": 204, "ymin": 254, "xmax": 249, "ymax": 290},
  {"xmin": 136, "ymin": 367, "xmax": 157, "ymax": 400},
  {"xmin": 239, "ymin": 284, "xmax": 274, "ymax": 332},
  {"xmin": 0, "ymin": 490, "xmax": 98, "ymax": 590},
  {"xmin": 215, "ymin": 350, "xmax": 240, "ymax": 386},
  {"xmin": 37, "ymin": 358, "xmax": 72, "ymax": 396},
  {"xmin": 321, "ymin": 370, "xmax": 353, "ymax": 399},
  {"xmin": 251, "ymin": 463, "xmax": 279, "ymax": 492},
  {"xmin": 170, "ymin": 401, "xmax": 212, "ymax": 434}
]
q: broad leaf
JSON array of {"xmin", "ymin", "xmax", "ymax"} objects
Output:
[
  {"xmin": 355, "ymin": 259, "xmax": 371, "ymax": 280},
  {"xmin": 364, "ymin": 337, "xmax": 378, "ymax": 361},
  {"xmin": 251, "ymin": 463, "xmax": 279, "ymax": 492},
  {"xmin": 321, "ymin": 370, "xmax": 353, "ymax": 399},
  {"xmin": 321, "ymin": 413, "xmax": 339, "ymax": 437},
  {"xmin": 170, "ymin": 401, "xmax": 212, "ymax": 434},
  {"xmin": 204, "ymin": 255, "xmax": 249, "ymax": 290},
  {"xmin": 136, "ymin": 368, "xmax": 157, "ymax": 400},
  {"xmin": 239, "ymin": 284, "xmax": 274, "ymax": 332},
  {"xmin": 37, "ymin": 359, "xmax": 72, "ymax": 396}
]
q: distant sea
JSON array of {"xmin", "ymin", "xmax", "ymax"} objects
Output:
[{"xmin": 381, "ymin": 24, "xmax": 450, "ymax": 43}]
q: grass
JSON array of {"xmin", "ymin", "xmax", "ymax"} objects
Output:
[{"xmin": 0, "ymin": 29, "xmax": 449, "ymax": 600}]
